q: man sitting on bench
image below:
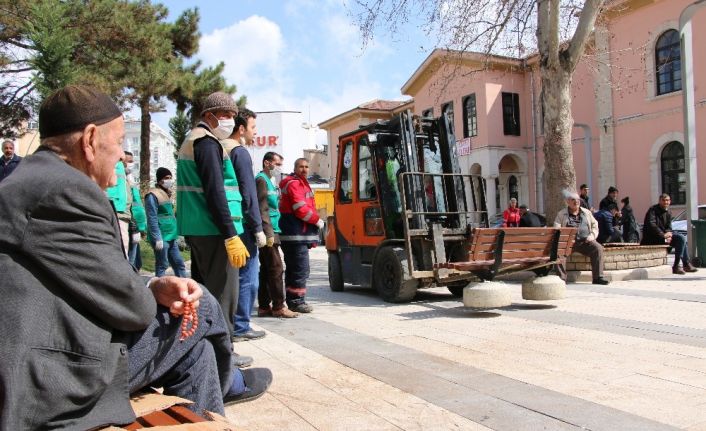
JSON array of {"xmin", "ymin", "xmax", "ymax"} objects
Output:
[
  {"xmin": 0, "ymin": 85, "xmax": 271, "ymax": 430},
  {"xmin": 554, "ymin": 190, "xmax": 610, "ymax": 285}
]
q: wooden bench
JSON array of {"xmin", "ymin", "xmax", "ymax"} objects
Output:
[
  {"xmin": 435, "ymin": 227, "xmax": 577, "ymax": 280},
  {"xmin": 100, "ymin": 393, "xmax": 242, "ymax": 430}
]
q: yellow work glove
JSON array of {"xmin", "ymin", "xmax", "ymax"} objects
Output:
[
  {"xmin": 225, "ymin": 236, "xmax": 250, "ymax": 268},
  {"xmin": 266, "ymin": 236, "xmax": 274, "ymax": 247}
]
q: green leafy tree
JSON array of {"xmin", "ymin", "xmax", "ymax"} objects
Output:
[{"xmin": 169, "ymin": 109, "xmax": 190, "ymax": 159}]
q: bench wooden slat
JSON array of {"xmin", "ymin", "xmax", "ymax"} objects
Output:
[{"xmin": 435, "ymin": 227, "xmax": 577, "ymax": 278}]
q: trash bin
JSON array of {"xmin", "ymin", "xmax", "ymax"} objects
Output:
[{"xmin": 691, "ymin": 219, "xmax": 706, "ymax": 267}]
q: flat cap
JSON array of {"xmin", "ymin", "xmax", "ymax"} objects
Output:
[
  {"xmin": 201, "ymin": 91, "xmax": 238, "ymax": 116},
  {"xmin": 39, "ymin": 85, "xmax": 122, "ymax": 138}
]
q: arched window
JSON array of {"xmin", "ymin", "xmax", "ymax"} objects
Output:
[
  {"xmin": 655, "ymin": 30, "xmax": 681, "ymax": 95},
  {"xmin": 508, "ymin": 175, "xmax": 518, "ymax": 201},
  {"xmin": 661, "ymin": 141, "xmax": 686, "ymax": 204}
]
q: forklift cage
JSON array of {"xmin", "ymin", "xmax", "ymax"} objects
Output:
[{"xmin": 398, "ymin": 171, "xmax": 489, "ymax": 279}]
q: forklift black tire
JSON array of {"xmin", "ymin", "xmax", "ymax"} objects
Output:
[
  {"xmin": 373, "ymin": 247, "xmax": 419, "ymax": 303},
  {"xmin": 447, "ymin": 283, "xmax": 467, "ymax": 297},
  {"xmin": 328, "ymin": 252, "xmax": 344, "ymax": 292}
]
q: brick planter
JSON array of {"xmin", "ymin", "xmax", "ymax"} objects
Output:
[{"xmin": 566, "ymin": 244, "xmax": 669, "ymax": 271}]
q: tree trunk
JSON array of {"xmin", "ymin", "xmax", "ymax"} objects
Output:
[
  {"xmin": 541, "ymin": 66, "xmax": 576, "ymax": 223},
  {"xmin": 139, "ymin": 97, "xmax": 151, "ymax": 197}
]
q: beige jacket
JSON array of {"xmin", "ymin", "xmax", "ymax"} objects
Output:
[{"xmin": 553, "ymin": 206, "xmax": 598, "ymax": 242}]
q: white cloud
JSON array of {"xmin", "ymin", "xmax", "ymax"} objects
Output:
[{"xmin": 198, "ymin": 15, "xmax": 286, "ymax": 96}]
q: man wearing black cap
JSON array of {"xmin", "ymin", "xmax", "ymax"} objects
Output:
[
  {"xmin": 0, "ymin": 85, "xmax": 271, "ymax": 430},
  {"xmin": 145, "ymin": 167, "xmax": 186, "ymax": 277}
]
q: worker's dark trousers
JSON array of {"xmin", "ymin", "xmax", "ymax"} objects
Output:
[
  {"xmin": 281, "ymin": 242, "xmax": 310, "ymax": 307},
  {"xmin": 556, "ymin": 239, "xmax": 604, "ymax": 280},
  {"xmin": 187, "ymin": 236, "xmax": 240, "ymax": 336},
  {"xmin": 258, "ymin": 243, "xmax": 286, "ymax": 311}
]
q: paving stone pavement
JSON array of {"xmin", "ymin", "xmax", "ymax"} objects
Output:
[{"xmin": 225, "ymin": 248, "xmax": 706, "ymax": 430}]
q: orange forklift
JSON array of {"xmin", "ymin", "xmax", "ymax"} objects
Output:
[{"xmin": 325, "ymin": 111, "xmax": 490, "ymax": 302}]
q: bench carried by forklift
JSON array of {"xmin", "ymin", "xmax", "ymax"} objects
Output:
[{"xmin": 325, "ymin": 111, "xmax": 577, "ymax": 303}]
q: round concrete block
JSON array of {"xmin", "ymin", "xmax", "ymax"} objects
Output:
[
  {"xmin": 463, "ymin": 282, "xmax": 512, "ymax": 309},
  {"xmin": 522, "ymin": 275, "xmax": 566, "ymax": 300}
]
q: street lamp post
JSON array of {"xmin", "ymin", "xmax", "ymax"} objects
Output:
[{"xmin": 680, "ymin": 0, "xmax": 706, "ymax": 260}]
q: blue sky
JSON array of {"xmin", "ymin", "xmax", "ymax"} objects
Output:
[{"xmin": 150, "ymin": 0, "xmax": 431, "ymax": 138}]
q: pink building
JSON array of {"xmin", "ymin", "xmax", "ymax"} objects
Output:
[{"xmin": 319, "ymin": 0, "xmax": 706, "ymax": 220}]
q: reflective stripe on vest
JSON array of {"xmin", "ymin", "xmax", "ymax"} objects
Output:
[
  {"xmin": 176, "ymin": 127, "xmax": 244, "ymax": 236},
  {"xmin": 256, "ymin": 171, "xmax": 281, "ymax": 233},
  {"xmin": 147, "ymin": 187, "xmax": 178, "ymax": 241}
]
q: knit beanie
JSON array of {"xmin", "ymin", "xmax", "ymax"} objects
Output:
[
  {"xmin": 201, "ymin": 92, "xmax": 238, "ymax": 116},
  {"xmin": 39, "ymin": 85, "xmax": 122, "ymax": 138},
  {"xmin": 156, "ymin": 167, "xmax": 172, "ymax": 182}
]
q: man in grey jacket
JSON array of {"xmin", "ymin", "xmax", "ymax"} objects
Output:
[
  {"xmin": 554, "ymin": 190, "xmax": 610, "ymax": 285},
  {"xmin": 0, "ymin": 86, "xmax": 271, "ymax": 430}
]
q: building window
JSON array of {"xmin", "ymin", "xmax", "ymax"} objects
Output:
[
  {"xmin": 441, "ymin": 102, "xmax": 454, "ymax": 136},
  {"xmin": 462, "ymin": 94, "xmax": 477, "ymax": 138},
  {"xmin": 422, "ymin": 108, "xmax": 434, "ymax": 118},
  {"xmin": 661, "ymin": 141, "xmax": 686, "ymax": 205},
  {"xmin": 655, "ymin": 29, "xmax": 681, "ymax": 95},
  {"xmin": 502, "ymin": 92, "xmax": 520, "ymax": 136}
]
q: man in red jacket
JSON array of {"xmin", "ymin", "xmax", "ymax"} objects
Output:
[{"xmin": 279, "ymin": 158, "xmax": 323, "ymax": 313}]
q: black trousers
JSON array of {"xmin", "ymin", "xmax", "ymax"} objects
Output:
[
  {"xmin": 258, "ymin": 243, "xmax": 286, "ymax": 310},
  {"xmin": 281, "ymin": 242, "xmax": 310, "ymax": 306},
  {"xmin": 187, "ymin": 235, "xmax": 240, "ymax": 335}
]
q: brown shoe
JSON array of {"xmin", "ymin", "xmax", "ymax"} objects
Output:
[
  {"xmin": 272, "ymin": 307, "xmax": 299, "ymax": 318},
  {"xmin": 673, "ymin": 266, "xmax": 686, "ymax": 275},
  {"xmin": 257, "ymin": 307, "xmax": 273, "ymax": 317},
  {"xmin": 684, "ymin": 263, "xmax": 699, "ymax": 273}
]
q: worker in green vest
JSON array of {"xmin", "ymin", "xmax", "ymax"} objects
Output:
[
  {"xmin": 145, "ymin": 167, "xmax": 185, "ymax": 278},
  {"xmin": 105, "ymin": 157, "xmax": 130, "ymax": 254},
  {"xmin": 256, "ymin": 151, "xmax": 298, "ymax": 318},
  {"xmin": 176, "ymin": 91, "xmax": 251, "ymax": 348},
  {"xmin": 125, "ymin": 151, "xmax": 146, "ymax": 270}
]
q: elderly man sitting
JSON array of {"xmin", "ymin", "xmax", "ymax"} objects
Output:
[
  {"xmin": 0, "ymin": 86, "xmax": 272, "ymax": 430},
  {"xmin": 554, "ymin": 190, "xmax": 610, "ymax": 285}
]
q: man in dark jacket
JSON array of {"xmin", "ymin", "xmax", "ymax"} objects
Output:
[
  {"xmin": 0, "ymin": 140, "xmax": 22, "ymax": 182},
  {"xmin": 579, "ymin": 184, "xmax": 592, "ymax": 210},
  {"xmin": 594, "ymin": 203, "xmax": 623, "ymax": 244},
  {"xmin": 518, "ymin": 204, "xmax": 545, "ymax": 227},
  {"xmin": 224, "ymin": 108, "xmax": 267, "ymax": 342},
  {"xmin": 641, "ymin": 193, "xmax": 697, "ymax": 274},
  {"xmin": 0, "ymin": 86, "xmax": 270, "ymax": 430}
]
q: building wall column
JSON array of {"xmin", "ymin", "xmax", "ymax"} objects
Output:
[
  {"xmin": 594, "ymin": 25, "xmax": 617, "ymax": 194},
  {"xmin": 486, "ymin": 174, "xmax": 498, "ymax": 219}
]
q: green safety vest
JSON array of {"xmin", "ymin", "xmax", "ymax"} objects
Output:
[
  {"xmin": 256, "ymin": 171, "xmax": 281, "ymax": 233},
  {"xmin": 147, "ymin": 187, "xmax": 178, "ymax": 241},
  {"xmin": 105, "ymin": 161, "xmax": 128, "ymax": 213},
  {"xmin": 176, "ymin": 127, "xmax": 244, "ymax": 236},
  {"xmin": 130, "ymin": 185, "xmax": 147, "ymax": 232}
]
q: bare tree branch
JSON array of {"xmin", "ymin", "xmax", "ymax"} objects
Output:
[{"xmin": 566, "ymin": 0, "xmax": 605, "ymax": 71}]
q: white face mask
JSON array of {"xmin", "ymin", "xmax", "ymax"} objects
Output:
[
  {"xmin": 126, "ymin": 162, "xmax": 135, "ymax": 173},
  {"xmin": 270, "ymin": 166, "xmax": 282, "ymax": 180},
  {"xmin": 161, "ymin": 179, "xmax": 174, "ymax": 189},
  {"xmin": 210, "ymin": 115, "xmax": 235, "ymax": 140}
]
